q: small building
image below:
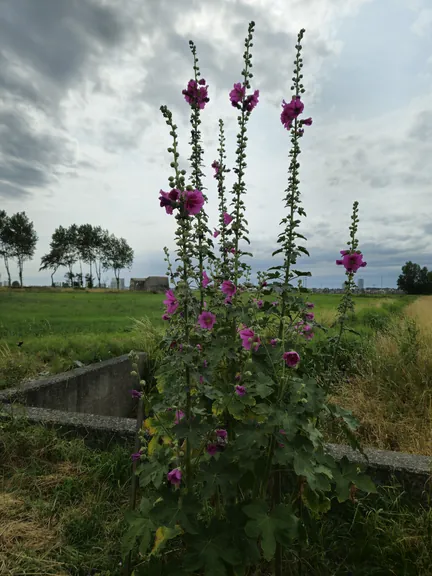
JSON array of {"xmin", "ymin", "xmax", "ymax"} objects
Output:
[
  {"xmin": 130, "ymin": 276, "xmax": 169, "ymax": 292},
  {"xmin": 357, "ymin": 278, "xmax": 365, "ymax": 291}
]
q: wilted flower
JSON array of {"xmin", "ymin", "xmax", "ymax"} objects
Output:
[
  {"xmin": 283, "ymin": 350, "xmax": 300, "ymax": 367},
  {"xmin": 270, "ymin": 338, "xmax": 278, "ymax": 347},
  {"xmin": 131, "ymin": 451, "xmax": 142, "ymax": 462},
  {"xmin": 211, "ymin": 160, "xmax": 220, "ymax": 177},
  {"xmin": 235, "ymin": 385, "xmax": 247, "ymax": 396},
  {"xmin": 206, "ymin": 444, "xmax": 218, "ymax": 456},
  {"xmin": 130, "ymin": 389, "xmax": 142, "ymax": 399},
  {"xmin": 306, "ymin": 302, "xmax": 314, "ymax": 309},
  {"xmin": 213, "ymin": 228, "xmax": 220, "ymax": 238},
  {"xmin": 167, "ymin": 468, "xmax": 182, "ymax": 485},
  {"xmin": 305, "ymin": 312, "xmax": 314, "ymax": 321},
  {"xmin": 216, "ymin": 429, "xmax": 228, "ymax": 439},
  {"xmin": 159, "ymin": 188, "xmax": 180, "ymax": 215}
]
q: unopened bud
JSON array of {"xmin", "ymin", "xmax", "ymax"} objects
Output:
[{"xmin": 131, "ymin": 370, "xmax": 138, "ymax": 377}]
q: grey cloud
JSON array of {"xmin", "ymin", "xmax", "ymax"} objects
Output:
[{"xmin": 0, "ymin": 181, "xmax": 31, "ymax": 200}]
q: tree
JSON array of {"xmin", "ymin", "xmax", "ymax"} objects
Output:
[
  {"xmin": 93, "ymin": 226, "xmax": 110, "ymax": 288},
  {"xmin": 103, "ymin": 235, "xmax": 134, "ymax": 289},
  {"xmin": 0, "ymin": 210, "xmax": 13, "ymax": 286},
  {"xmin": 397, "ymin": 261, "xmax": 432, "ymax": 294},
  {"xmin": 7, "ymin": 212, "xmax": 38, "ymax": 287},
  {"xmin": 39, "ymin": 247, "xmax": 65, "ymax": 286},
  {"xmin": 77, "ymin": 224, "xmax": 101, "ymax": 288}
]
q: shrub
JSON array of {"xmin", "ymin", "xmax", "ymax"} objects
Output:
[{"xmin": 11, "ymin": 280, "xmax": 20, "ymax": 288}]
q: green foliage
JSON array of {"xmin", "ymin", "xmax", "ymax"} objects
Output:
[{"xmin": 398, "ymin": 260, "xmax": 432, "ymax": 294}]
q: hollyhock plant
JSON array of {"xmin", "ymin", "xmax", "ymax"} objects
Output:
[
  {"xmin": 126, "ymin": 24, "xmax": 373, "ymax": 576},
  {"xmin": 336, "ymin": 250, "xmax": 367, "ymax": 273},
  {"xmin": 283, "ymin": 350, "xmax": 300, "ymax": 368},
  {"xmin": 306, "ymin": 302, "xmax": 314, "ymax": 309},
  {"xmin": 198, "ymin": 310, "xmax": 216, "ymax": 330},
  {"xmin": 130, "ymin": 389, "xmax": 142, "ymax": 399}
]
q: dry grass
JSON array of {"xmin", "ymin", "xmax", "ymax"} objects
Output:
[{"xmin": 331, "ymin": 296, "xmax": 432, "ymax": 455}]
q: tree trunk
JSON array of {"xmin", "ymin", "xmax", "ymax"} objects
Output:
[
  {"xmin": 3, "ymin": 255, "xmax": 11, "ymax": 286},
  {"xmin": 51, "ymin": 270, "xmax": 56, "ymax": 287},
  {"xmin": 18, "ymin": 257, "xmax": 23, "ymax": 287},
  {"xmin": 116, "ymin": 272, "xmax": 120, "ymax": 290}
]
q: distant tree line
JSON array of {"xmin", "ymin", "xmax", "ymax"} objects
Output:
[
  {"xmin": 40, "ymin": 224, "xmax": 134, "ymax": 289},
  {"xmin": 397, "ymin": 261, "xmax": 432, "ymax": 294},
  {"xmin": 0, "ymin": 210, "xmax": 38, "ymax": 287}
]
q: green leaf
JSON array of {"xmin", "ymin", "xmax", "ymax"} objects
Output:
[
  {"xmin": 354, "ymin": 474, "xmax": 377, "ymax": 494},
  {"xmin": 301, "ymin": 485, "xmax": 331, "ymax": 515}
]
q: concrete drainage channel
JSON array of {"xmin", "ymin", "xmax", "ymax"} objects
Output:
[{"xmin": 0, "ymin": 354, "xmax": 431, "ymax": 501}]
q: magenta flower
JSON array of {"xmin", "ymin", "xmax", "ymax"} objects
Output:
[
  {"xmin": 235, "ymin": 385, "xmax": 246, "ymax": 396},
  {"xmin": 302, "ymin": 117, "xmax": 313, "ymax": 126},
  {"xmin": 167, "ymin": 468, "xmax": 182, "ymax": 485},
  {"xmin": 163, "ymin": 289, "xmax": 179, "ymax": 315},
  {"xmin": 244, "ymin": 90, "xmax": 260, "ymax": 112},
  {"xmin": 196, "ymin": 344, "xmax": 202, "ymax": 352},
  {"xmin": 223, "ymin": 212, "xmax": 233, "ymax": 226},
  {"xmin": 280, "ymin": 96, "xmax": 305, "ymax": 130},
  {"xmin": 283, "ymin": 350, "xmax": 300, "ymax": 368},
  {"xmin": 306, "ymin": 302, "xmax": 314, "ymax": 309},
  {"xmin": 212, "ymin": 160, "xmax": 220, "ymax": 178},
  {"xmin": 162, "ymin": 313, "xmax": 170, "ymax": 321},
  {"xmin": 216, "ymin": 429, "xmax": 227, "ymax": 439},
  {"xmin": 206, "ymin": 444, "xmax": 218, "ymax": 456},
  {"xmin": 336, "ymin": 251, "xmax": 367, "ymax": 274},
  {"xmin": 198, "ymin": 311, "xmax": 216, "ymax": 330},
  {"xmin": 256, "ymin": 299, "xmax": 264, "ymax": 309},
  {"xmin": 279, "ymin": 429, "xmax": 286, "ymax": 435},
  {"xmin": 221, "ymin": 280, "xmax": 236, "ymax": 298},
  {"xmin": 270, "ymin": 338, "xmax": 278, "ymax": 347},
  {"xmin": 229, "ymin": 82, "xmax": 245, "ymax": 107},
  {"xmin": 272, "ymin": 301, "xmax": 278, "ymax": 307},
  {"xmin": 130, "ymin": 389, "xmax": 142, "ymax": 399},
  {"xmin": 305, "ymin": 312, "xmax": 314, "ymax": 321},
  {"xmin": 202, "ymin": 270, "xmax": 210, "ymax": 288},
  {"xmin": 131, "ymin": 451, "xmax": 142, "ymax": 462},
  {"xmin": 303, "ymin": 324, "xmax": 314, "ymax": 340},
  {"xmin": 159, "ymin": 188, "xmax": 180, "ymax": 215},
  {"xmin": 213, "ymin": 228, "xmax": 220, "ymax": 238},
  {"xmin": 199, "ymin": 375, "xmax": 204, "ymax": 384},
  {"xmin": 224, "ymin": 297, "xmax": 232, "ymax": 305},
  {"xmin": 182, "ymin": 79, "xmax": 209, "ymax": 109},
  {"xmin": 203, "ymin": 359, "xmax": 208, "ymax": 368},
  {"xmin": 182, "ymin": 189, "xmax": 205, "ymax": 216},
  {"xmin": 239, "ymin": 327, "xmax": 261, "ymax": 352},
  {"xmin": 175, "ymin": 410, "xmax": 185, "ymax": 424}
]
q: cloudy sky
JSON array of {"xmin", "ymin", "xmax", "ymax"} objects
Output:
[{"xmin": 1, "ymin": 0, "xmax": 431, "ymax": 288}]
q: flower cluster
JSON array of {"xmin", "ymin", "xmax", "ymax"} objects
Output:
[
  {"xmin": 159, "ymin": 188, "xmax": 205, "ymax": 217},
  {"xmin": 229, "ymin": 82, "xmax": 260, "ymax": 112},
  {"xmin": 280, "ymin": 95, "xmax": 312, "ymax": 133},
  {"xmin": 182, "ymin": 78, "xmax": 209, "ymax": 109}
]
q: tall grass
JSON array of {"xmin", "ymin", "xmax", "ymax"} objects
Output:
[{"xmin": 330, "ymin": 297, "xmax": 432, "ymax": 455}]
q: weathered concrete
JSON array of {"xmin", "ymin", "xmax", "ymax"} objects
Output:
[{"xmin": 0, "ymin": 353, "xmax": 146, "ymax": 418}]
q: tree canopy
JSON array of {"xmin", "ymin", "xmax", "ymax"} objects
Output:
[{"xmin": 397, "ymin": 261, "xmax": 432, "ymax": 294}]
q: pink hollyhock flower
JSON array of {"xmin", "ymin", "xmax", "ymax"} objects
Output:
[
  {"xmin": 203, "ymin": 359, "xmax": 208, "ymax": 368},
  {"xmin": 302, "ymin": 117, "xmax": 313, "ymax": 126},
  {"xmin": 202, "ymin": 270, "xmax": 210, "ymax": 288},
  {"xmin": 336, "ymin": 251, "xmax": 367, "ymax": 273},
  {"xmin": 230, "ymin": 248, "xmax": 236, "ymax": 255},
  {"xmin": 223, "ymin": 212, "xmax": 234, "ymax": 226},
  {"xmin": 306, "ymin": 302, "xmax": 314, "ymax": 309},
  {"xmin": 303, "ymin": 324, "xmax": 314, "ymax": 340},
  {"xmin": 224, "ymin": 297, "xmax": 232, "ymax": 305},
  {"xmin": 175, "ymin": 410, "xmax": 185, "ymax": 424},
  {"xmin": 199, "ymin": 375, "xmax": 204, "ymax": 384},
  {"xmin": 262, "ymin": 281, "xmax": 268, "ymax": 287},
  {"xmin": 183, "ymin": 189, "xmax": 205, "ymax": 216},
  {"xmin": 229, "ymin": 82, "xmax": 245, "ymax": 107},
  {"xmin": 213, "ymin": 228, "xmax": 220, "ymax": 238},
  {"xmin": 235, "ymin": 385, "xmax": 246, "ymax": 396},
  {"xmin": 159, "ymin": 188, "xmax": 180, "ymax": 215},
  {"xmin": 256, "ymin": 300, "xmax": 264, "ymax": 308},
  {"xmin": 216, "ymin": 429, "xmax": 227, "ymax": 439},
  {"xmin": 239, "ymin": 327, "xmax": 261, "ymax": 351},
  {"xmin": 131, "ymin": 451, "xmax": 142, "ymax": 462},
  {"xmin": 196, "ymin": 344, "xmax": 202, "ymax": 351},
  {"xmin": 270, "ymin": 338, "xmax": 278, "ymax": 347},
  {"xmin": 235, "ymin": 372, "xmax": 242, "ymax": 381},
  {"xmin": 211, "ymin": 160, "xmax": 220, "ymax": 177},
  {"xmin": 162, "ymin": 313, "xmax": 170, "ymax": 321},
  {"xmin": 206, "ymin": 444, "xmax": 218, "ymax": 456},
  {"xmin": 305, "ymin": 312, "xmax": 314, "ymax": 321},
  {"xmin": 279, "ymin": 429, "xmax": 286, "ymax": 435},
  {"xmin": 221, "ymin": 280, "xmax": 236, "ymax": 297},
  {"xmin": 130, "ymin": 389, "xmax": 142, "ymax": 399},
  {"xmin": 198, "ymin": 310, "xmax": 216, "ymax": 330},
  {"xmin": 163, "ymin": 289, "xmax": 179, "ymax": 314},
  {"xmin": 244, "ymin": 89, "xmax": 260, "ymax": 112},
  {"xmin": 272, "ymin": 301, "xmax": 279, "ymax": 307},
  {"xmin": 283, "ymin": 350, "xmax": 300, "ymax": 368},
  {"xmin": 280, "ymin": 96, "xmax": 305, "ymax": 130},
  {"xmin": 167, "ymin": 468, "xmax": 182, "ymax": 485},
  {"xmin": 182, "ymin": 79, "xmax": 209, "ymax": 109}
]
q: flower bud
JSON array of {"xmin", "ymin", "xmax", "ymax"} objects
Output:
[{"xmin": 131, "ymin": 370, "xmax": 138, "ymax": 377}]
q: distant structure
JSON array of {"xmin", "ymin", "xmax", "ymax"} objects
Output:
[
  {"xmin": 130, "ymin": 276, "xmax": 169, "ymax": 292},
  {"xmin": 110, "ymin": 278, "xmax": 125, "ymax": 290},
  {"xmin": 357, "ymin": 278, "xmax": 365, "ymax": 291}
]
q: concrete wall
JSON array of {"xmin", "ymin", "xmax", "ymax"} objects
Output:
[{"xmin": 0, "ymin": 353, "xmax": 146, "ymax": 418}]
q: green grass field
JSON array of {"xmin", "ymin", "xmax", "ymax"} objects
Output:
[{"xmin": 0, "ymin": 288, "xmax": 412, "ymax": 389}]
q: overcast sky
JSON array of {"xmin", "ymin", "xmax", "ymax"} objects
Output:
[{"xmin": 1, "ymin": 0, "xmax": 431, "ymax": 288}]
